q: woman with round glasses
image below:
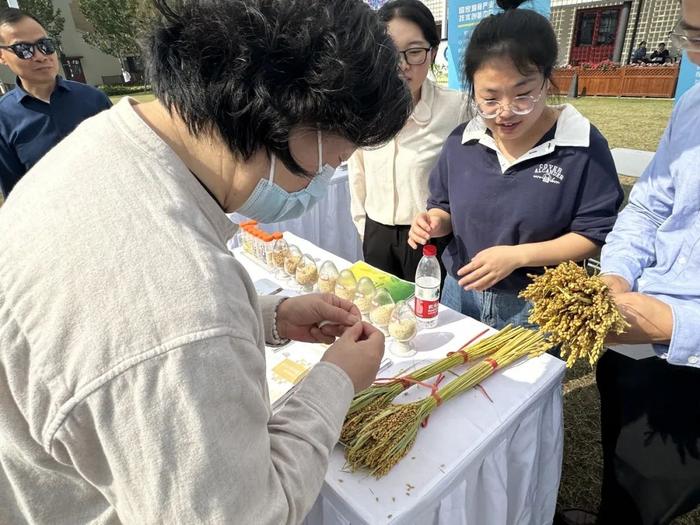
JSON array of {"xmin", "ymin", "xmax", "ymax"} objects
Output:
[
  {"xmin": 348, "ymin": 0, "xmax": 463, "ymax": 282},
  {"xmin": 409, "ymin": 0, "xmax": 623, "ymax": 329}
]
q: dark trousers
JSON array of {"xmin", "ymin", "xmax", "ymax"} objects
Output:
[
  {"xmin": 596, "ymin": 350, "xmax": 700, "ymax": 525},
  {"xmin": 362, "ymin": 216, "xmax": 450, "ymax": 283}
]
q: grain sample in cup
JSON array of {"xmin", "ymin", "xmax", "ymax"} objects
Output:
[
  {"xmin": 354, "ymin": 277, "xmax": 376, "ymax": 315},
  {"xmin": 318, "ymin": 260, "xmax": 340, "ymax": 294},
  {"xmin": 369, "ymin": 288, "xmax": 395, "ymax": 333},
  {"xmin": 388, "ymin": 301, "xmax": 418, "ymax": 357},
  {"xmin": 335, "ymin": 269, "xmax": 358, "ymax": 301}
]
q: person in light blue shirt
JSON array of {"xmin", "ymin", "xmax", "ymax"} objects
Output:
[
  {"xmin": 583, "ymin": 2, "xmax": 700, "ymax": 523},
  {"xmin": 600, "ymin": 86, "xmax": 700, "ymax": 367}
]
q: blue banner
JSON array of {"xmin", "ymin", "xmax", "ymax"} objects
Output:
[
  {"xmin": 447, "ymin": 0, "xmax": 551, "ymax": 90},
  {"xmin": 675, "ymin": 53, "xmax": 700, "ymax": 102}
]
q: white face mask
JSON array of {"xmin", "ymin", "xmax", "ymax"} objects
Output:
[{"xmin": 236, "ymin": 130, "xmax": 335, "ymax": 223}]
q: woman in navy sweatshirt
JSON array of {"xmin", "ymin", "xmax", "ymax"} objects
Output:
[{"xmin": 408, "ymin": 0, "xmax": 623, "ymax": 329}]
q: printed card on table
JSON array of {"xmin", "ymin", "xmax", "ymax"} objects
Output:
[{"xmin": 266, "ymin": 342, "xmax": 328, "ymax": 408}]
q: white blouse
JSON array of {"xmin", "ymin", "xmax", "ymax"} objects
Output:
[{"xmin": 348, "ymin": 78, "xmax": 464, "ymax": 236}]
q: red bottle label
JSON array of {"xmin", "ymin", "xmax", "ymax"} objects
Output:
[{"xmin": 414, "ymin": 297, "xmax": 439, "ymax": 319}]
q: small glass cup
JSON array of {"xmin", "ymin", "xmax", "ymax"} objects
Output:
[
  {"xmin": 284, "ymin": 245, "xmax": 303, "ymax": 282},
  {"xmin": 353, "ymin": 276, "xmax": 376, "ymax": 315},
  {"xmin": 388, "ymin": 300, "xmax": 418, "ymax": 357},
  {"xmin": 272, "ymin": 237, "xmax": 289, "ymax": 278},
  {"xmin": 265, "ymin": 233, "xmax": 279, "ymax": 268},
  {"xmin": 334, "ymin": 269, "xmax": 357, "ymax": 301},
  {"xmin": 318, "ymin": 260, "xmax": 340, "ymax": 294},
  {"xmin": 295, "ymin": 254, "xmax": 319, "ymax": 292},
  {"xmin": 369, "ymin": 288, "xmax": 395, "ymax": 333}
]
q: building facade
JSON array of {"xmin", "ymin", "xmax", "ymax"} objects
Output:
[
  {"xmin": 421, "ymin": 0, "xmax": 446, "ymax": 30},
  {"xmin": 409, "ymin": 0, "xmax": 679, "ymax": 68},
  {"xmin": 551, "ymin": 0, "xmax": 681, "ymax": 66},
  {"xmin": 366, "ymin": 0, "xmax": 445, "ymax": 33},
  {"xmin": 1, "ymin": 0, "xmax": 123, "ymax": 89}
]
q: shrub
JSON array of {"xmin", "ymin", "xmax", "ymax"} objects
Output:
[
  {"xmin": 98, "ymin": 83, "xmax": 150, "ymax": 96},
  {"xmin": 579, "ymin": 60, "xmax": 620, "ymax": 71}
]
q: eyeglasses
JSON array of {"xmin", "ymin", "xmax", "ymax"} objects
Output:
[
  {"xmin": 669, "ymin": 19, "xmax": 700, "ymax": 52},
  {"xmin": 473, "ymin": 83, "xmax": 547, "ymax": 119},
  {"xmin": 398, "ymin": 47, "xmax": 431, "ymax": 66},
  {"xmin": 669, "ymin": 32, "xmax": 700, "ymax": 52},
  {"xmin": 0, "ymin": 38, "xmax": 56, "ymax": 60}
]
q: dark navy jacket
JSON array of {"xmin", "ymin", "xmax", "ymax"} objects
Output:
[
  {"xmin": 0, "ymin": 76, "xmax": 111, "ymax": 196},
  {"xmin": 427, "ymin": 105, "xmax": 624, "ymax": 292}
]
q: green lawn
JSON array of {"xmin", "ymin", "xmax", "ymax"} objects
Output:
[
  {"xmin": 568, "ymin": 98, "xmax": 674, "ymax": 207},
  {"xmin": 109, "ymin": 91, "xmax": 156, "ymax": 104},
  {"xmin": 567, "ymin": 97, "xmax": 673, "ymax": 151}
]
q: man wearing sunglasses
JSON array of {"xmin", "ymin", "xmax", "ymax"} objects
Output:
[
  {"xmin": 0, "ymin": 8, "xmax": 111, "ymax": 197},
  {"xmin": 588, "ymin": 0, "xmax": 700, "ymax": 523}
]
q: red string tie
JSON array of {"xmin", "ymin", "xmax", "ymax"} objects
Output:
[
  {"xmin": 446, "ymin": 328, "xmax": 490, "ymax": 363},
  {"xmin": 421, "ymin": 373, "xmax": 446, "ymax": 427},
  {"xmin": 447, "ymin": 349, "xmax": 469, "ymax": 364},
  {"xmin": 375, "ymin": 375, "xmax": 445, "ymax": 428},
  {"xmin": 374, "ymin": 376, "xmax": 441, "ymax": 399},
  {"xmin": 373, "ymin": 375, "xmax": 416, "ymax": 389}
]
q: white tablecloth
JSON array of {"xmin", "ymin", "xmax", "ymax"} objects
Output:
[
  {"xmin": 237, "ymin": 233, "xmax": 566, "ymax": 525},
  {"xmin": 229, "ymin": 165, "xmax": 363, "ymax": 262}
]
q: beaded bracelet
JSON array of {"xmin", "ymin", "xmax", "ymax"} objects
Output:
[{"xmin": 270, "ymin": 297, "xmax": 290, "ymax": 346}]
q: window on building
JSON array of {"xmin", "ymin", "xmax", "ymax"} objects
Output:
[
  {"xmin": 597, "ymin": 9, "xmax": 619, "ymax": 45},
  {"xmin": 570, "ymin": 6, "xmax": 623, "ymax": 65},
  {"xmin": 576, "ymin": 12, "xmax": 596, "ymax": 46}
]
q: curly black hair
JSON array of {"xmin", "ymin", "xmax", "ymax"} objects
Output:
[{"xmin": 145, "ymin": 0, "xmax": 412, "ymax": 176}]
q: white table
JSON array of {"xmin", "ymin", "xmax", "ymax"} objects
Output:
[
  {"xmin": 229, "ymin": 165, "xmax": 363, "ymax": 263},
  {"xmin": 237, "ymin": 233, "xmax": 566, "ymax": 525}
]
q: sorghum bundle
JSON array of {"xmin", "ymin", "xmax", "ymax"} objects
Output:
[
  {"xmin": 340, "ymin": 326, "xmax": 527, "ymax": 446},
  {"xmin": 519, "ymin": 261, "xmax": 629, "ymax": 367},
  {"xmin": 344, "ymin": 329, "xmax": 549, "ymax": 477}
]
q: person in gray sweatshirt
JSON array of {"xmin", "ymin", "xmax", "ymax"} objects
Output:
[{"xmin": 0, "ymin": 1, "xmax": 412, "ymax": 523}]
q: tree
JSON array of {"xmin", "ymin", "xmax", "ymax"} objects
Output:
[
  {"xmin": 17, "ymin": 0, "xmax": 65, "ymax": 46},
  {"xmin": 78, "ymin": 0, "xmax": 153, "ymax": 61}
]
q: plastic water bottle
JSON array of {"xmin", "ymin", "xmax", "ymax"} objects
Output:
[{"xmin": 414, "ymin": 244, "xmax": 441, "ymax": 329}]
